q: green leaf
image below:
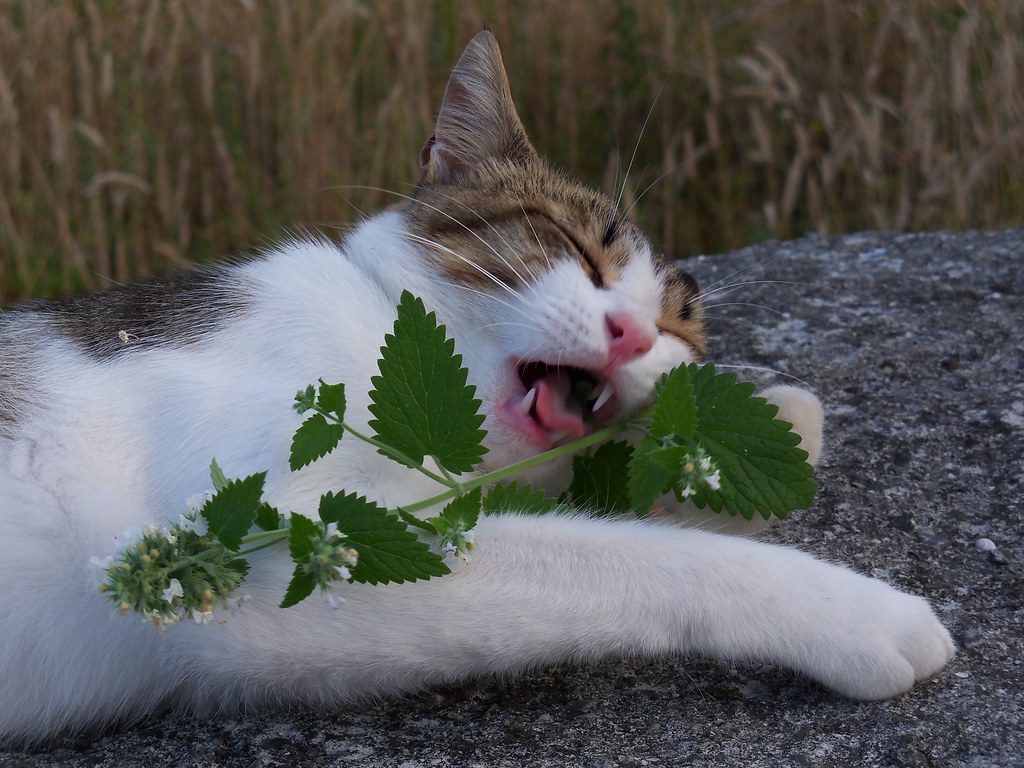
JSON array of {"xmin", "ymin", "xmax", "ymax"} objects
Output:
[
  {"xmin": 287, "ymin": 512, "xmax": 319, "ymax": 562},
  {"xmin": 255, "ymin": 502, "xmax": 280, "ymax": 531},
  {"xmin": 650, "ymin": 366, "xmax": 698, "ymax": 438},
  {"xmin": 316, "ymin": 380, "xmax": 346, "ymax": 421},
  {"xmin": 397, "ymin": 509, "xmax": 438, "ymax": 535},
  {"xmin": 201, "ymin": 472, "xmax": 266, "ymax": 551},
  {"xmin": 318, "ymin": 491, "xmax": 449, "ymax": 585},
  {"xmin": 627, "ymin": 438, "xmax": 689, "ymax": 514},
  {"xmin": 293, "ymin": 384, "xmax": 316, "ymax": 414},
  {"xmin": 566, "ymin": 440, "xmax": 633, "ymax": 514},
  {"xmin": 688, "ymin": 363, "xmax": 817, "ymax": 520},
  {"xmin": 289, "ymin": 413, "xmax": 345, "ymax": 471},
  {"xmin": 283, "ymin": 512, "xmax": 320, "ymax": 605},
  {"xmin": 280, "ymin": 566, "xmax": 316, "ymax": 608},
  {"xmin": 368, "ymin": 291, "xmax": 487, "ymax": 474},
  {"xmin": 482, "ymin": 481, "xmax": 560, "ymax": 516},
  {"xmin": 209, "ymin": 458, "xmax": 229, "ymax": 493},
  {"xmin": 428, "ymin": 487, "xmax": 481, "ymax": 538}
]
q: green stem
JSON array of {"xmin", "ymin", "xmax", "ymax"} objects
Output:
[
  {"xmin": 398, "ymin": 421, "xmax": 632, "ymax": 515},
  {"xmin": 310, "ymin": 403, "xmax": 453, "ymax": 488},
  {"xmin": 240, "ymin": 528, "xmax": 290, "ymax": 546}
]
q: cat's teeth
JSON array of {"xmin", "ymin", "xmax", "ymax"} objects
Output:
[
  {"xmin": 591, "ymin": 381, "xmax": 615, "ymax": 412},
  {"xmin": 519, "ymin": 387, "xmax": 538, "ymax": 415},
  {"xmin": 548, "ymin": 431, "xmax": 568, "ymax": 443}
]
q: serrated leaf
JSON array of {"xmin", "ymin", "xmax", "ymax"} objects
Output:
[
  {"xmin": 318, "ymin": 491, "xmax": 449, "ymax": 585},
  {"xmin": 627, "ymin": 438, "xmax": 689, "ymax": 514},
  {"xmin": 209, "ymin": 458, "xmax": 229, "ymax": 492},
  {"xmin": 688, "ymin": 363, "xmax": 817, "ymax": 520},
  {"xmin": 201, "ymin": 472, "xmax": 266, "ymax": 551},
  {"xmin": 650, "ymin": 366, "xmax": 698, "ymax": 438},
  {"xmin": 316, "ymin": 380, "xmax": 346, "ymax": 421},
  {"xmin": 289, "ymin": 413, "xmax": 345, "ymax": 471},
  {"xmin": 482, "ymin": 481, "xmax": 560, "ymax": 516},
  {"xmin": 566, "ymin": 440, "xmax": 633, "ymax": 514},
  {"xmin": 429, "ymin": 487, "xmax": 481, "ymax": 538},
  {"xmin": 368, "ymin": 291, "xmax": 487, "ymax": 474},
  {"xmin": 398, "ymin": 508, "xmax": 438, "ymax": 535},
  {"xmin": 287, "ymin": 512, "xmax": 319, "ymax": 562},
  {"xmin": 255, "ymin": 502, "xmax": 280, "ymax": 531},
  {"xmin": 280, "ymin": 566, "xmax": 316, "ymax": 608}
]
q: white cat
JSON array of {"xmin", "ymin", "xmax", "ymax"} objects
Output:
[{"xmin": 0, "ymin": 31, "xmax": 954, "ymax": 744}]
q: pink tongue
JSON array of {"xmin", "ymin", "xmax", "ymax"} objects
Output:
[{"xmin": 533, "ymin": 369, "xmax": 586, "ymax": 437}]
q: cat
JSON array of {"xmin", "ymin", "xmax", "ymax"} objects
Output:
[{"xmin": 0, "ymin": 30, "xmax": 954, "ymax": 744}]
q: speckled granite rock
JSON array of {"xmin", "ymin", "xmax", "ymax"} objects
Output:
[{"xmin": 3, "ymin": 229, "xmax": 1021, "ymax": 768}]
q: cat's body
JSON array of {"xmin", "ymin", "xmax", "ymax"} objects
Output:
[{"xmin": 0, "ymin": 32, "xmax": 953, "ymax": 744}]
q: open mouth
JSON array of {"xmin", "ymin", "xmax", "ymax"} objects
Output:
[{"xmin": 502, "ymin": 361, "xmax": 619, "ymax": 449}]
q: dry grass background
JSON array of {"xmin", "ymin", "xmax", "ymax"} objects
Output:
[{"xmin": 1, "ymin": 0, "xmax": 1022, "ymax": 302}]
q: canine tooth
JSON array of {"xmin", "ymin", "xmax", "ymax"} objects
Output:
[
  {"xmin": 591, "ymin": 381, "xmax": 615, "ymax": 412},
  {"xmin": 519, "ymin": 387, "xmax": 537, "ymax": 415},
  {"xmin": 548, "ymin": 431, "xmax": 568, "ymax": 443}
]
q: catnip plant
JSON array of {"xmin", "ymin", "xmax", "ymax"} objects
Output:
[{"xmin": 92, "ymin": 291, "xmax": 817, "ymax": 629}]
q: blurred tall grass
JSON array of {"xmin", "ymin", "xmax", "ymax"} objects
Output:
[{"xmin": 1, "ymin": 0, "xmax": 1022, "ymax": 302}]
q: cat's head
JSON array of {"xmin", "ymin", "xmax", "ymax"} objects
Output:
[{"xmin": 393, "ymin": 31, "xmax": 706, "ymax": 471}]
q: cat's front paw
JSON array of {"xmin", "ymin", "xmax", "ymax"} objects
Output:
[
  {"xmin": 803, "ymin": 578, "xmax": 955, "ymax": 700},
  {"xmin": 761, "ymin": 385, "xmax": 824, "ymax": 467}
]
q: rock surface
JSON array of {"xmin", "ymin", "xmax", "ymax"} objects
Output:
[{"xmin": 3, "ymin": 229, "xmax": 1021, "ymax": 768}]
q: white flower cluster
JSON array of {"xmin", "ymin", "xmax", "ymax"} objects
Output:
[
  {"xmin": 676, "ymin": 446, "xmax": 723, "ymax": 500},
  {"xmin": 89, "ymin": 497, "xmax": 250, "ymax": 631},
  {"xmin": 441, "ymin": 529, "xmax": 476, "ymax": 572}
]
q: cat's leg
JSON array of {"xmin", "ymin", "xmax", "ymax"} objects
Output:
[
  {"xmin": 187, "ymin": 513, "xmax": 954, "ymax": 713},
  {"xmin": 665, "ymin": 384, "xmax": 824, "ymax": 534}
]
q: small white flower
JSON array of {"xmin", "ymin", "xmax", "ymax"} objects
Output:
[
  {"xmin": 162, "ymin": 578, "xmax": 184, "ymax": 604},
  {"xmin": 226, "ymin": 594, "xmax": 252, "ymax": 611},
  {"xmin": 704, "ymin": 468, "xmax": 722, "ymax": 491},
  {"xmin": 325, "ymin": 522, "xmax": 342, "ymax": 540},
  {"xmin": 324, "ymin": 592, "xmax": 344, "ymax": 610},
  {"xmin": 189, "ymin": 608, "xmax": 214, "ymax": 625},
  {"xmin": 185, "ymin": 491, "xmax": 214, "ymax": 516},
  {"xmin": 179, "ymin": 511, "xmax": 209, "ymax": 536},
  {"xmin": 334, "ymin": 565, "xmax": 351, "ymax": 580},
  {"xmin": 114, "ymin": 527, "xmax": 142, "ymax": 546}
]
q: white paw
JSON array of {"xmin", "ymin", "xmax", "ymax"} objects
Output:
[
  {"xmin": 800, "ymin": 577, "xmax": 956, "ymax": 700},
  {"xmin": 761, "ymin": 385, "xmax": 824, "ymax": 467}
]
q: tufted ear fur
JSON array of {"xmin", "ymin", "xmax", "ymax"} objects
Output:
[{"xmin": 419, "ymin": 30, "xmax": 538, "ymax": 184}]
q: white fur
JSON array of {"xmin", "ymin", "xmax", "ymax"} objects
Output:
[{"xmin": 0, "ymin": 212, "xmax": 954, "ymax": 744}]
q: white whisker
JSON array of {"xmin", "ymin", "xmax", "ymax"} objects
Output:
[
  {"xmin": 616, "ymin": 82, "xmax": 665, "ymax": 214},
  {"xmin": 401, "ymin": 231, "xmax": 530, "ymax": 304},
  {"xmin": 697, "ymin": 280, "xmax": 808, "ymax": 303},
  {"xmin": 701, "ymin": 302, "xmax": 786, "ymax": 316},
  {"xmin": 519, "ymin": 202, "xmax": 552, "ymax": 271},
  {"xmin": 427, "ymin": 187, "xmax": 539, "ymax": 283},
  {"xmin": 336, "ymin": 184, "xmax": 532, "ymax": 286},
  {"xmin": 713, "ymin": 363, "xmax": 820, "ymax": 393}
]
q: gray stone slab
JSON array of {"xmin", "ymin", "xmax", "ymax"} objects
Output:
[{"xmin": 3, "ymin": 229, "xmax": 1021, "ymax": 768}]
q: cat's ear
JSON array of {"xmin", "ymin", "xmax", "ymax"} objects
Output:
[{"xmin": 420, "ymin": 30, "xmax": 538, "ymax": 184}]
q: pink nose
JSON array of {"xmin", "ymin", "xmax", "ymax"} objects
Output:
[{"xmin": 604, "ymin": 311, "xmax": 654, "ymax": 372}]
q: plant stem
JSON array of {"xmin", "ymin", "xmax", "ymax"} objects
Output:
[
  {"xmin": 398, "ymin": 421, "xmax": 632, "ymax": 515},
  {"xmin": 309, "ymin": 403, "xmax": 454, "ymax": 488}
]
